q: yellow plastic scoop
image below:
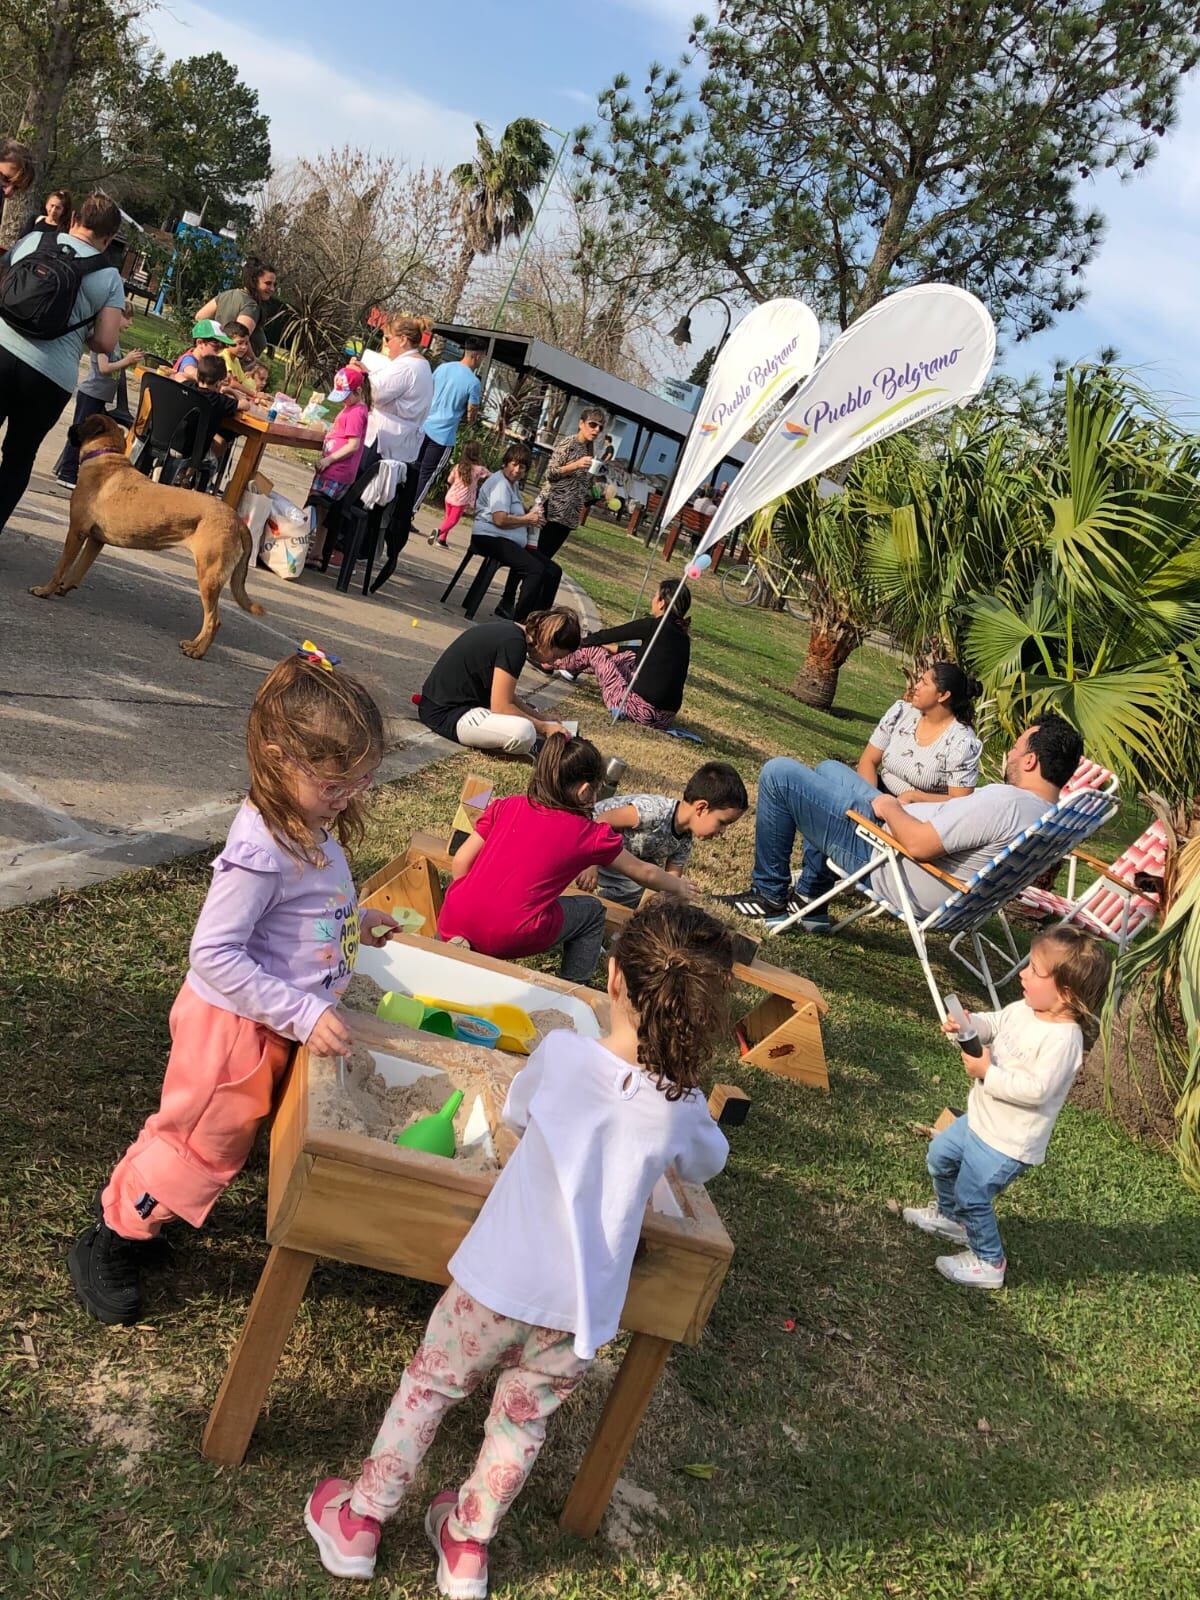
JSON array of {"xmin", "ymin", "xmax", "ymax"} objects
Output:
[{"xmin": 414, "ymin": 995, "xmax": 537, "ymax": 1055}]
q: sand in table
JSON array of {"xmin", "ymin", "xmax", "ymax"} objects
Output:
[{"xmin": 308, "ymin": 1047, "xmax": 502, "ymax": 1172}]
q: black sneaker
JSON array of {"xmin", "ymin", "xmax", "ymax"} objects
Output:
[
  {"xmin": 714, "ymin": 890, "xmax": 790, "ymax": 919},
  {"xmin": 493, "ymin": 603, "xmax": 516, "ymax": 621},
  {"xmin": 92, "ymin": 1188, "xmax": 173, "ymax": 1269},
  {"xmin": 69, "ymin": 1220, "xmax": 143, "ymax": 1324}
]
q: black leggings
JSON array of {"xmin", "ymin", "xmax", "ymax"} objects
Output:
[{"xmin": 0, "ymin": 348, "xmax": 71, "ymax": 532}]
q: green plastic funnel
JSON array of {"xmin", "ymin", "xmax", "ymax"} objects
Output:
[
  {"xmin": 393, "ymin": 1090, "xmax": 464, "ymax": 1157},
  {"xmin": 377, "ymin": 992, "xmax": 455, "ymax": 1037}
]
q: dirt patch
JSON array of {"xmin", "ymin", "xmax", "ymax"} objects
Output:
[
  {"xmin": 1071, "ymin": 1001, "xmax": 1179, "ymax": 1147},
  {"xmin": 604, "ymin": 1477, "xmax": 663, "ymax": 1551},
  {"xmin": 81, "ymin": 1360, "xmax": 160, "ymax": 1475}
]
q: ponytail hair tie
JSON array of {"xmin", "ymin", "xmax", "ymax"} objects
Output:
[{"xmin": 297, "ymin": 639, "xmax": 339, "ymax": 672}]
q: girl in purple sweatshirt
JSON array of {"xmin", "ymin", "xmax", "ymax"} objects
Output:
[{"xmin": 68, "ymin": 646, "xmax": 400, "ymax": 1326}]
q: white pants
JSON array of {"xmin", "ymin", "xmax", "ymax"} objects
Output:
[{"xmin": 455, "ymin": 707, "xmax": 537, "ymax": 755}]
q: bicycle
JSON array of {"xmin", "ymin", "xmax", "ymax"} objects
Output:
[{"xmin": 719, "ymin": 544, "xmax": 810, "ymax": 619}]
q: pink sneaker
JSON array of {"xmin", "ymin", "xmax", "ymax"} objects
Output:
[
  {"xmin": 305, "ymin": 1477, "xmax": 381, "ymax": 1579},
  {"xmin": 425, "ymin": 1491, "xmax": 489, "ymax": 1598}
]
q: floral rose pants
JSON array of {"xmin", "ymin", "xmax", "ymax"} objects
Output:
[{"xmin": 349, "ymin": 1282, "xmax": 591, "ymax": 1542}]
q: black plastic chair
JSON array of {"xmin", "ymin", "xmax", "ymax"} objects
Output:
[
  {"xmin": 132, "ymin": 372, "xmax": 226, "ymax": 490},
  {"xmin": 313, "ymin": 458, "xmax": 384, "ymax": 596},
  {"xmin": 440, "ymin": 539, "xmax": 503, "ymax": 619}
]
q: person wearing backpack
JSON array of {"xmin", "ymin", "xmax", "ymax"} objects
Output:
[{"xmin": 0, "ymin": 192, "xmax": 125, "ymax": 535}]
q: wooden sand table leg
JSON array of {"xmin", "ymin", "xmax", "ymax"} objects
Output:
[
  {"xmin": 559, "ymin": 1332, "xmax": 673, "ymax": 1538},
  {"xmin": 201, "ymin": 1244, "xmax": 316, "ymax": 1466}
]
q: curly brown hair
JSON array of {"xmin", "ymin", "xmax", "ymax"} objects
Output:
[
  {"xmin": 613, "ymin": 898, "xmax": 735, "ymax": 1100},
  {"xmin": 246, "ymin": 653, "xmax": 384, "ymax": 867}
]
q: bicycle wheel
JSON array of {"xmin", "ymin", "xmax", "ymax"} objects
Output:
[
  {"xmin": 721, "ymin": 565, "xmax": 763, "ymax": 607},
  {"xmin": 784, "ymin": 588, "xmax": 810, "ymax": 622}
]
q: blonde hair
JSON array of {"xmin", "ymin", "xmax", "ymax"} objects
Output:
[
  {"xmin": 383, "ymin": 311, "xmax": 432, "ymax": 348},
  {"xmin": 246, "ymin": 653, "xmax": 384, "ymax": 866},
  {"xmin": 1032, "ymin": 927, "xmax": 1113, "ymax": 1046}
]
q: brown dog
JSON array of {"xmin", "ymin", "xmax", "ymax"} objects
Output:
[{"xmin": 30, "ymin": 413, "xmax": 264, "ymax": 658}]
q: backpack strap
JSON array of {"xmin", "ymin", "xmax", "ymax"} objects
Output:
[{"xmin": 58, "ymin": 237, "xmax": 120, "ymax": 335}]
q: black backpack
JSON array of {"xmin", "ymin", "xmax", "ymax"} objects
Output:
[{"xmin": 0, "ymin": 230, "xmax": 113, "ymax": 341}]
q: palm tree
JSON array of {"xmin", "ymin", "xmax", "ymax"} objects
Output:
[
  {"xmin": 959, "ymin": 369, "xmax": 1200, "ymax": 800},
  {"xmin": 443, "ymin": 119, "xmax": 555, "ymax": 321}
]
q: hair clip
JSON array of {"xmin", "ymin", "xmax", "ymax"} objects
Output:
[{"xmin": 297, "ymin": 640, "xmax": 339, "ymax": 672}]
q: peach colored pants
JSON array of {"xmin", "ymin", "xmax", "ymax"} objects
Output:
[{"xmin": 101, "ymin": 982, "xmax": 292, "ymax": 1240}]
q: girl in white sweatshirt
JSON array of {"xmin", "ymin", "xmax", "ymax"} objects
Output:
[
  {"xmin": 305, "ymin": 897, "xmax": 732, "ymax": 1596},
  {"xmin": 904, "ymin": 927, "xmax": 1111, "ymax": 1288}
]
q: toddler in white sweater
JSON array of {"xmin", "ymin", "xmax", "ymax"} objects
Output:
[{"xmin": 904, "ymin": 927, "xmax": 1111, "ymax": 1288}]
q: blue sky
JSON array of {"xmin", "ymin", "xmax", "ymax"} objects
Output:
[{"xmin": 151, "ymin": 1, "xmax": 1200, "ymax": 402}]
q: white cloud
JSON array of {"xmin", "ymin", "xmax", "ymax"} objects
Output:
[
  {"xmin": 558, "ymin": 87, "xmax": 597, "ymax": 110},
  {"xmin": 145, "ymin": 1, "xmax": 480, "ymax": 169}
]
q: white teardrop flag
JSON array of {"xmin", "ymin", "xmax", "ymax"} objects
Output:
[
  {"xmin": 695, "ymin": 285, "xmax": 996, "ymax": 558},
  {"xmin": 662, "ymin": 297, "xmax": 821, "ymax": 526}
]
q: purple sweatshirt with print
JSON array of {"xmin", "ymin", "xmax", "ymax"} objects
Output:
[{"xmin": 186, "ymin": 801, "xmax": 361, "ymax": 1043}]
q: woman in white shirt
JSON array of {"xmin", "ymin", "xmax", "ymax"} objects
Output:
[
  {"xmin": 797, "ymin": 661, "xmax": 983, "ymax": 913},
  {"xmin": 354, "ymin": 312, "xmax": 434, "ymax": 594}
]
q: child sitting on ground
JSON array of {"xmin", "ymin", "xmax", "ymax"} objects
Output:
[
  {"xmin": 305, "ymin": 896, "xmax": 733, "ymax": 1593},
  {"xmin": 903, "ymin": 926, "xmax": 1111, "ymax": 1288},
  {"xmin": 438, "ymin": 733, "xmax": 699, "ymax": 983},
  {"xmin": 578, "ymin": 760, "xmax": 749, "ymax": 909},
  {"xmin": 429, "ymin": 440, "xmax": 489, "ymax": 547},
  {"xmin": 68, "ymin": 647, "xmax": 401, "ymax": 1326}
]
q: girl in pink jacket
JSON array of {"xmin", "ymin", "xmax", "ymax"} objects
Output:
[{"xmin": 68, "ymin": 646, "xmax": 401, "ymax": 1326}]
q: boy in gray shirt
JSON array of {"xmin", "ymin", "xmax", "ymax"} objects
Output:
[
  {"xmin": 583, "ymin": 762, "xmax": 748, "ymax": 907},
  {"xmin": 54, "ymin": 307, "xmax": 141, "ymax": 486}
]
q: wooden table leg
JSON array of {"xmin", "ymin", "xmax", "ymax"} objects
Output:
[
  {"xmin": 559, "ymin": 1332, "xmax": 672, "ymax": 1538},
  {"xmin": 201, "ymin": 1244, "xmax": 316, "ymax": 1466},
  {"xmin": 224, "ymin": 432, "xmax": 267, "ymax": 509}
]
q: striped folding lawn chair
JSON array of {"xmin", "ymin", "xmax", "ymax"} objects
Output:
[
  {"xmin": 763, "ymin": 787, "xmax": 1118, "ymax": 1018},
  {"xmin": 1017, "ymin": 818, "xmax": 1167, "ymax": 956}
]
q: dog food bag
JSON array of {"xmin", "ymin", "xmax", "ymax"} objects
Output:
[{"xmin": 260, "ymin": 492, "xmax": 310, "ymax": 579}]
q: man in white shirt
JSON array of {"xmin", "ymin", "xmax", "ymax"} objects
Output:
[{"xmin": 721, "ymin": 715, "xmax": 1084, "ymax": 922}]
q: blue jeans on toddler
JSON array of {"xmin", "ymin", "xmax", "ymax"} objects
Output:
[
  {"xmin": 926, "ymin": 1115, "xmax": 1029, "ymax": 1266},
  {"xmin": 752, "ymin": 757, "xmax": 882, "ymax": 906}
]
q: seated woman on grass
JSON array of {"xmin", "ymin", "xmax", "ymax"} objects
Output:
[
  {"xmin": 554, "ymin": 579, "xmax": 692, "ymax": 730},
  {"xmin": 416, "ymin": 606, "xmax": 582, "ymax": 758}
]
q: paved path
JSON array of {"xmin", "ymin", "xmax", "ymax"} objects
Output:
[{"xmin": 0, "ymin": 413, "xmax": 593, "ymax": 908}]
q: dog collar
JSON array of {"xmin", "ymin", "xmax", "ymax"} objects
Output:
[{"xmin": 79, "ymin": 445, "xmax": 123, "ymax": 463}]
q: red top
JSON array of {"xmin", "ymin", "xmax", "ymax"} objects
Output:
[{"xmin": 438, "ymin": 795, "xmax": 623, "ymax": 958}]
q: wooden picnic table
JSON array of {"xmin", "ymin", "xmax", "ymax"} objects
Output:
[{"xmin": 125, "ymin": 368, "xmax": 326, "ymax": 508}]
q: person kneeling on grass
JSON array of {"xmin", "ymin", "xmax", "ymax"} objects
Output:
[
  {"xmin": 305, "ymin": 897, "xmax": 732, "ymax": 1594},
  {"xmin": 903, "ymin": 927, "xmax": 1111, "ymax": 1288},
  {"xmin": 438, "ymin": 733, "xmax": 700, "ymax": 984},
  {"xmin": 578, "ymin": 760, "xmax": 749, "ymax": 908}
]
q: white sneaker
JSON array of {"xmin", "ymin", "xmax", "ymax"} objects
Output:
[
  {"xmin": 555, "ymin": 669, "xmax": 576, "ymax": 682},
  {"xmin": 902, "ymin": 1202, "xmax": 967, "ymax": 1243},
  {"xmin": 935, "ymin": 1250, "xmax": 1005, "ymax": 1289}
]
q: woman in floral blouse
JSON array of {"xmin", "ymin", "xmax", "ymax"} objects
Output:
[{"xmin": 799, "ymin": 661, "xmax": 983, "ymax": 907}]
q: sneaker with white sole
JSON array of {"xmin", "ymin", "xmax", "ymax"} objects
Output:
[
  {"xmin": 305, "ymin": 1477, "xmax": 381, "ymax": 1579},
  {"xmin": 935, "ymin": 1250, "xmax": 1006, "ymax": 1288},
  {"xmin": 902, "ymin": 1202, "xmax": 968, "ymax": 1244},
  {"xmin": 426, "ymin": 1491, "xmax": 489, "ymax": 1598}
]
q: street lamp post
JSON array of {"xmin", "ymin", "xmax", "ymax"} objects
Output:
[
  {"xmin": 492, "ymin": 120, "xmax": 570, "ymax": 332},
  {"xmin": 639, "ymin": 293, "xmax": 734, "ymax": 553}
]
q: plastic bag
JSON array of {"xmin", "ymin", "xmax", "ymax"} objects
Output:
[
  {"xmin": 238, "ymin": 488, "xmax": 273, "ymax": 566},
  {"xmin": 260, "ymin": 491, "xmax": 310, "ymax": 579}
]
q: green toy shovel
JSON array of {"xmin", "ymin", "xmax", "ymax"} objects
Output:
[{"xmin": 392, "ymin": 1090, "xmax": 464, "ymax": 1158}]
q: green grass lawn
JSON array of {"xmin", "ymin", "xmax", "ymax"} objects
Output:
[{"xmin": 2, "ymin": 530, "xmax": 1197, "ymax": 1598}]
